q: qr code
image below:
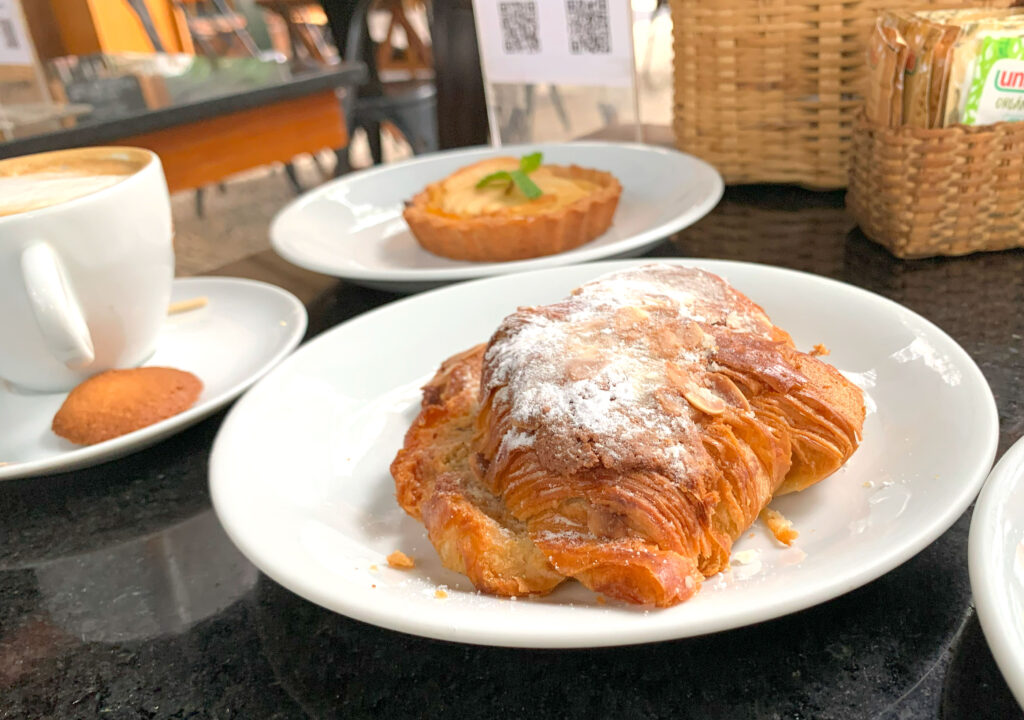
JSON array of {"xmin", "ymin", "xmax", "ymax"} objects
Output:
[
  {"xmin": 499, "ymin": 2, "xmax": 540, "ymax": 54},
  {"xmin": 566, "ymin": 0, "xmax": 611, "ymax": 54}
]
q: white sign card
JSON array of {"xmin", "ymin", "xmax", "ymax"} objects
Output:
[
  {"xmin": 472, "ymin": 0, "xmax": 636, "ymax": 87},
  {"xmin": 0, "ymin": 0, "xmax": 33, "ymax": 66}
]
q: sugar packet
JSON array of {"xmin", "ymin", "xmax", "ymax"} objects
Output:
[{"xmin": 960, "ymin": 36, "xmax": 1024, "ymax": 125}]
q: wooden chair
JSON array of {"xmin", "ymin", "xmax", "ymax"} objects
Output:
[
  {"xmin": 256, "ymin": 0, "xmax": 338, "ymax": 67},
  {"xmin": 373, "ymin": 0, "xmax": 432, "ymax": 78},
  {"xmin": 337, "ymin": 0, "xmax": 437, "ymax": 170},
  {"xmin": 173, "ymin": 0, "xmax": 262, "ymax": 58}
]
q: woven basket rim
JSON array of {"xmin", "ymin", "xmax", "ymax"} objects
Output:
[{"xmin": 855, "ymin": 115, "xmax": 1024, "ymax": 137}]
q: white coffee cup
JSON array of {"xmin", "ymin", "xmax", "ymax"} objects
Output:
[{"xmin": 0, "ymin": 147, "xmax": 174, "ymax": 393}]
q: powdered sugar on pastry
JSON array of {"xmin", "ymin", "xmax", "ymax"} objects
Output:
[
  {"xmin": 481, "ymin": 264, "xmax": 780, "ymax": 481},
  {"xmin": 392, "ymin": 263, "xmax": 866, "ymax": 606}
]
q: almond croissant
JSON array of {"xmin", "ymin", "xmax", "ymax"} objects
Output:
[{"xmin": 391, "ymin": 264, "xmax": 864, "ymax": 607}]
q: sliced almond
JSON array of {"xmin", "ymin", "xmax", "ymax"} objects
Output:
[
  {"xmin": 707, "ymin": 373, "xmax": 750, "ymax": 412},
  {"xmin": 682, "ymin": 385, "xmax": 727, "ymax": 416}
]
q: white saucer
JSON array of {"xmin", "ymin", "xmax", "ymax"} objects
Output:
[
  {"xmin": 270, "ymin": 142, "xmax": 724, "ymax": 292},
  {"xmin": 210, "ymin": 259, "xmax": 998, "ymax": 648},
  {"xmin": 0, "ymin": 277, "xmax": 307, "ymax": 481},
  {"xmin": 970, "ymin": 434, "xmax": 1024, "ymax": 708}
]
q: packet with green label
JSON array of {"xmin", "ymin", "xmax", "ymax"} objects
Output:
[
  {"xmin": 960, "ymin": 36, "xmax": 1024, "ymax": 125},
  {"xmin": 941, "ymin": 14, "xmax": 1024, "ymax": 126}
]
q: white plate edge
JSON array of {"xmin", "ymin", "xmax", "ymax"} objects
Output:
[
  {"xmin": 209, "ymin": 258, "xmax": 1000, "ymax": 647},
  {"xmin": 269, "ymin": 141, "xmax": 724, "ymax": 283},
  {"xmin": 0, "ymin": 276, "xmax": 308, "ymax": 481},
  {"xmin": 970, "ymin": 434, "xmax": 1024, "ymax": 708}
]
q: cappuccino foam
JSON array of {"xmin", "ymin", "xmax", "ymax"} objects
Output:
[{"xmin": 0, "ymin": 172, "xmax": 130, "ymax": 217}]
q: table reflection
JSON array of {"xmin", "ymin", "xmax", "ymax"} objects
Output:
[{"xmin": 4, "ymin": 54, "xmax": 297, "ymax": 142}]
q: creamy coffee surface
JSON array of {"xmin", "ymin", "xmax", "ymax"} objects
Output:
[{"xmin": 0, "ymin": 172, "xmax": 130, "ymax": 217}]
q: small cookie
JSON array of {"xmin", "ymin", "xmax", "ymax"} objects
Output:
[{"xmin": 52, "ymin": 367, "xmax": 203, "ymax": 445}]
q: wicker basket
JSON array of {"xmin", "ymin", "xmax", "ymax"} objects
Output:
[
  {"xmin": 847, "ymin": 118, "xmax": 1024, "ymax": 258},
  {"xmin": 670, "ymin": 0, "xmax": 1018, "ymax": 189}
]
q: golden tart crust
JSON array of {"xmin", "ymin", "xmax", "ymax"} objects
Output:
[{"xmin": 403, "ymin": 157, "xmax": 622, "ymax": 262}]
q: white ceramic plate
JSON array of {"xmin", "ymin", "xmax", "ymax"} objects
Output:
[
  {"xmin": 0, "ymin": 277, "xmax": 306, "ymax": 480},
  {"xmin": 270, "ymin": 142, "xmax": 723, "ymax": 292},
  {"xmin": 970, "ymin": 435, "xmax": 1024, "ymax": 708},
  {"xmin": 210, "ymin": 259, "xmax": 998, "ymax": 648}
]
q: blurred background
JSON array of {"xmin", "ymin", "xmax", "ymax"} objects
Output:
[{"xmin": 0, "ymin": 0, "xmax": 673, "ymax": 276}]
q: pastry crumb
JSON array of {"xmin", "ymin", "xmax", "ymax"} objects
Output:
[
  {"xmin": 810, "ymin": 343, "xmax": 830, "ymax": 357},
  {"xmin": 760, "ymin": 507, "xmax": 799, "ymax": 546},
  {"xmin": 596, "ymin": 596, "xmax": 606, "ymax": 605},
  {"xmin": 731, "ymin": 549, "xmax": 760, "ymax": 565},
  {"xmin": 167, "ymin": 296, "xmax": 208, "ymax": 315},
  {"xmin": 434, "ymin": 587, "xmax": 448, "ymax": 599},
  {"xmin": 368, "ymin": 564, "xmax": 378, "ymax": 572},
  {"xmin": 386, "ymin": 551, "xmax": 415, "ymax": 569},
  {"xmin": 862, "ymin": 480, "xmax": 874, "ymax": 488}
]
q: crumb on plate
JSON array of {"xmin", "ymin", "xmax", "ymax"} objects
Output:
[
  {"xmin": 167, "ymin": 296, "xmax": 208, "ymax": 315},
  {"xmin": 760, "ymin": 507, "xmax": 799, "ymax": 546},
  {"xmin": 731, "ymin": 549, "xmax": 760, "ymax": 565},
  {"xmin": 387, "ymin": 551, "xmax": 415, "ymax": 569}
]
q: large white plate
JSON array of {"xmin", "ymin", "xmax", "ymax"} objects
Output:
[
  {"xmin": 0, "ymin": 277, "xmax": 306, "ymax": 480},
  {"xmin": 209, "ymin": 259, "xmax": 998, "ymax": 648},
  {"xmin": 970, "ymin": 434, "xmax": 1024, "ymax": 708},
  {"xmin": 270, "ymin": 142, "xmax": 723, "ymax": 292}
]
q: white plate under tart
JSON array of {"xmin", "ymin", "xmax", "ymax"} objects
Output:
[{"xmin": 269, "ymin": 142, "xmax": 723, "ymax": 292}]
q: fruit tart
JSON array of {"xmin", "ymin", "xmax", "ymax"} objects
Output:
[{"xmin": 403, "ymin": 152, "xmax": 622, "ymax": 262}]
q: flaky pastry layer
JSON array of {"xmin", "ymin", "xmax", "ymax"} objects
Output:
[{"xmin": 391, "ymin": 265, "xmax": 865, "ymax": 607}]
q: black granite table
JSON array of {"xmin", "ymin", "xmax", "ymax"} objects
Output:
[{"xmin": 2, "ymin": 186, "xmax": 1023, "ymax": 719}]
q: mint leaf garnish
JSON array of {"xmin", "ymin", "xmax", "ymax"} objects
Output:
[
  {"xmin": 509, "ymin": 169, "xmax": 542, "ymax": 199},
  {"xmin": 476, "ymin": 170, "xmax": 513, "ymax": 188},
  {"xmin": 475, "ymin": 152, "xmax": 544, "ymax": 199},
  {"xmin": 519, "ymin": 152, "xmax": 542, "ymax": 174}
]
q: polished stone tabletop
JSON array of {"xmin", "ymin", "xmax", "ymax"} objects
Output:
[{"xmin": 2, "ymin": 185, "xmax": 1023, "ymax": 719}]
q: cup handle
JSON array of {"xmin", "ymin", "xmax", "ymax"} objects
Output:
[{"xmin": 20, "ymin": 243, "xmax": 95, "ymax": 370}]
